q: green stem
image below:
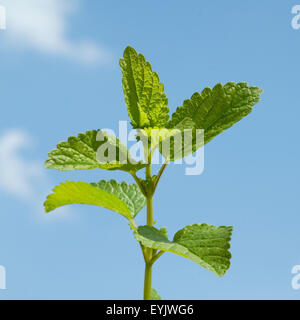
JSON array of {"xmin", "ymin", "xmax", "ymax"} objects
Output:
[
  {"xmin": 143, "ymin": 155, "xmax": 154, "ymax": 300},
  {"xmin": 131, "ymin": 172, "xmax": 147, "ymax": 197},
  {"xmin": 150, "ymin": 250, "xmax": 165, "ymax": 265},
  {"xmin": 144, "ymin": 263, "xmax": 153, "ymax": 300},
  {"xmin": 146, "ymin": 163, "xmax": 153, "ymax": 226},
  {"xmin": 146, "ymin": 196, "xmax": 153, "ymax": 226},
  {"xmin": 153, "ymin": 161, "xmax": 168, "ymax": 194}
]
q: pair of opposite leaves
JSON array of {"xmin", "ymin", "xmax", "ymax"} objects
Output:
[{"xmin": 44, "ymin": 46, "xmax": 262, "ymax": 278}]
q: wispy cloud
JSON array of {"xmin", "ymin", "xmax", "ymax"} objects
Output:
[
  {"xmin": 1, "ymin": 0, "xmax": 111, "ymax": 64},
  {"xmin": 0, "ymin": 129, "xmax": 71, "ymax": 221}
]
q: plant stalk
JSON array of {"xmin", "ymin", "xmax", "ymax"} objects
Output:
[
  {"xmin": 143, "ymin": 160, "xmax": 154, "ymax": 300},
  {"xmin": 146, "ymin": 163, "xmax": 153, "ymax": 227},
  {"xmin": 146, "ymin": 196, "xmax": 153, "ymax": 227},
  {"xmin": 143, "ymin": 262, "xmax": 153, "ymax": 300}
]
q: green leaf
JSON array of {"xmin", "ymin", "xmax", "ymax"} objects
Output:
[
  {"xmin": 44, "ymin": 180, "xmax": 146, "ymax": 219},
  {"xmin": 159, "ymin": 227, "xmax": 168, "ymax": 239},
  {"xmin": 91, "ymin": 180, "xmax": 146, "ymax": 218},
  {"xmin": 120, "ymin": 46, "xmax": 170, "ymax": 128},
  {"xmin": 138, "ymin": 127, "xmax": 204, "ymax": 161},
  {"xmin": 167, "ymin": 82, "xmax": 262, "ymax": 145},
  {"xmin": 134, "ymin": 223, "xmax": 233, "ymax": 277},
  {"xmin": 44, "ymin": 130, "xmax": 146, "ymax": 173},
  {"xmin": 151, "ymin": 288, "xmax": 162, "ymax": 300},
  {"xmin": 137, "ymin": 127, "xmax": 176, "ymax": 151}
]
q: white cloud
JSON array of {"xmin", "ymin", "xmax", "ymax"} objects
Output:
[
  {"xmin": 0, "ymin": 129, "xmax": 41, "ymax": 200},
  {"xmin": 1, "ymin": 0, "xmax": 111, "ymax": 64},
  {"xmin": 0, "ymin": 129, "xmax": 71, "ymax": 221}
]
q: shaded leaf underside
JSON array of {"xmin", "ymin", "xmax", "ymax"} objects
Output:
[{"xmin": 135, "ymin": 224, "xmax": 233, "ymax": 276}]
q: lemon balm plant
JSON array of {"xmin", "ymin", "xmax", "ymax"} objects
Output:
[{"xmin": 44, "ymin": 46, "xmax": 262, "ymax": 300}]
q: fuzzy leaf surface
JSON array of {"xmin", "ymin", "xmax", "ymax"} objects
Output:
[
  {"xmin": 45, "ymin": 180, "xmax": 146, "ymax": 219},
  {"xmin": 45, "ymin": 130, "xmax": 146, "ymax": 173},
  {"xmin": 91, "ymin": 180, "xmax": 146, "ymax": 218},
  {"xmin": 120, "ymin": 46, "xmax": 169, "ymax": 128},
  {"xmin": 167, "ymin": 82, "xmax": 262, "ymax": 146},
  {"xmin": 134, "ymin": 223, "xmax": 233, "ymax": 276}
]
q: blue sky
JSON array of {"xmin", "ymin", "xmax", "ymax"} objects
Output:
[{"xmin": 0, "ymin": 0, "xmax": 300, "ymax": 300}]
